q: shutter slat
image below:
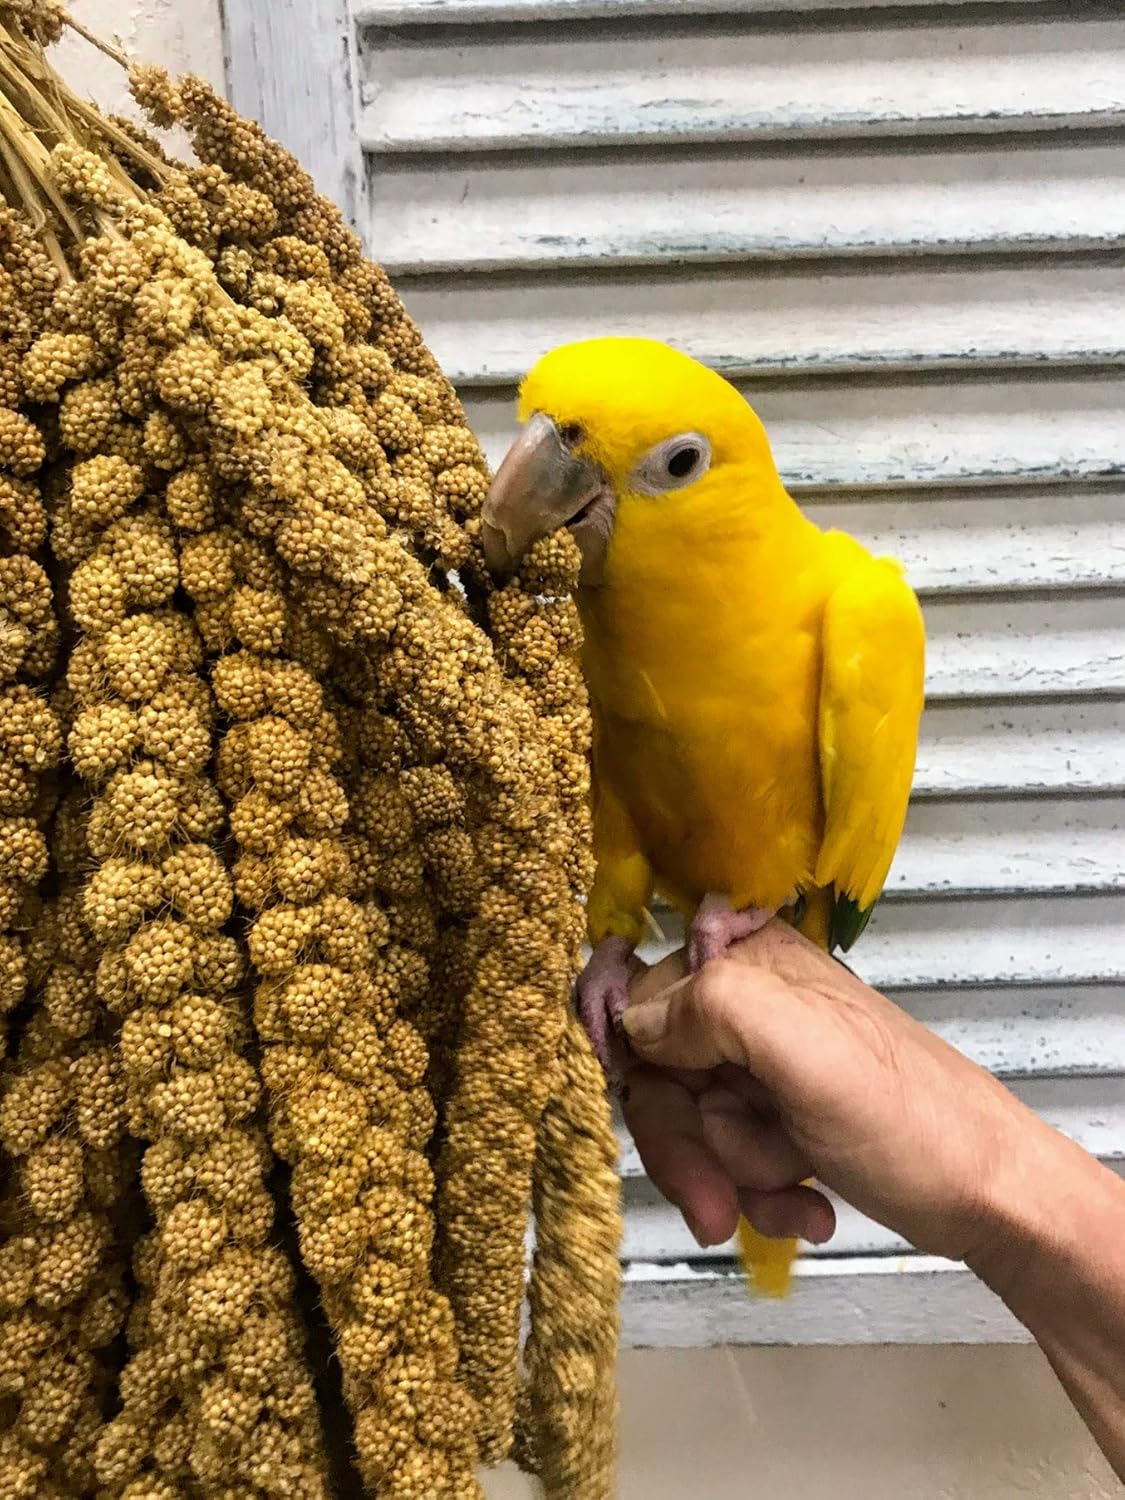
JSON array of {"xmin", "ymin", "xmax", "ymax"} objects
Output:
[
  {"xmin": 370, "ymin": 138, "xmax": 1125, "ymax": 275},
  {"xmin": 913, "ymin": 700, "xmax": 1125, "ymax": 798},
  {"xmin": 620, "ymin": 1258, "xmax": 1028, "ymax": 1348},
  {"xmin": 805, "ymin": 487, "xmax": 1125, "ymax": 594},
  {"xmin": 398, "ymin": 260, "xmax": 1125, "ymax": 386},
  {"xmin": 360, "ymin": 14, "xmax": 1125, "ymax": 153},
  {"xmin": 846, "ymin": 984, "xmax": 1124, "ymax": 1077},
  {"xmin": 358, "ymin": 0, "xmax": 1043, "ymax": 25},
  {"xmin": 889, "ymin": 797, "xmax": 1125, "ymax": 898},
  {"xmin": 461, "ymin": 374, "xmax": 1125, "ymax": 489},
  {"xmin": 920, "ymin": 592, "xmax": 1125, "ymax": 700}
]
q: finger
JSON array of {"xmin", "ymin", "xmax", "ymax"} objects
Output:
[
  {"xmin": 658, "ymin": 1064, "xmax": 720, "ymax": 1096},
  {"xmin": 711, "ymin": 1063, "xmax": 776, "ymax": 1114},
  {"xmin": 628, "ymin": 948, "xmax": 688, "ymax": 1004},
  {"xmin": 739, "ymin": 1184, "xmax": 837, "ymax": 1246},
  {"xmin": 621, "ymin": 1055, "xmax": 715, "ymax": 1097},
  {"xmin": 622, "ymin": 1065, "xmax": 739, "ymax": 1247},
  {"xmin": 726, "ymin": 917, "xmax": 869, "ymax": 996},
  {"xmin": 623, "ymin": 963, "xmax": 811, "ymax": 1083},
  {"xmin": 698, "ymin": 1088, "xmax": 814, "ymax": 1191}
]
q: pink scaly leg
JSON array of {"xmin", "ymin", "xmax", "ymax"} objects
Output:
[
  {"xmin": 688, "ymin": 893, "xmax": 776, "ymax": 974},
  {"xmin": 576, "ymin": 934, "xmax": 636, "ymax": 1083}
]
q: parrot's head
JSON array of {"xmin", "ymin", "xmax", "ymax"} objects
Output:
[{"xmin": 482, "ymin": 337, "xmax": 780, "ymax": 585}]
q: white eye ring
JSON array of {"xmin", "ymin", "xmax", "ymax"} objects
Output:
[{"xmin": 629, "ymin": 433, "xmax": 712, "ymax": 495}]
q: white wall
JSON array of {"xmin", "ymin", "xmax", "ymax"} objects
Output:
[
  {"xmin": 485, "ymin": 1347, "xmax": 1121, "ymax": 1500},
  {"xmin": 53, "ymin": 0, "xmax": 224, "ymax": 117}
]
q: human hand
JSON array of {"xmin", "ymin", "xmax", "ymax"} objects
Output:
[{"xmin": 620, "ymin": 920, "xmax": 1044, "ymax": 1264}]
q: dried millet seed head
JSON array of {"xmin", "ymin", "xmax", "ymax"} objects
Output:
[
  {"xmin": 22, "ymin": 332, "xmax": 100, "ymax": 403},
  {"xmin": 68, "ymin": 455, "xmax": 145, "ymax": 528},
  {"xmin": 163, "ymin": 463, "xmax": 216, "ymax": 532},
  {"xmin": 82, "ymin": 856, "xmax": 164, "ymax": 943},
  {"xmin": 68, "ymin": 551, "xmax": 129, "ymax": 634},
  {"xmin": 161, "ymin": 844, "xmax": 232, "ymax": 929},
  {"xmin": 20, "ymin": 1136, "xmax": 87, "ymax": 1225},
  {"xmin": 93, "ymin": 761, "xmax": 181, "ymax": 857},
  {"xmin": 0, "ymin": 475, "xmax": 46, "ymax": 552},
  {"xmin": 149, "ymin": 1068, "xmax": 227, "ymax": 1144},
  {"xmin": 0, "ymin": 409, "xmax": 46, "ymax": 476},
  {"xmin": 123, "ymin": 918, "xmax": 197, "ymax": 1004},
  {"xmin": 56, "ymin": 372, "xmax": 118, "ymax": 448},
  {"xmin": 179, "ymin": 528, "xmax": 238, "ymax": 602}
]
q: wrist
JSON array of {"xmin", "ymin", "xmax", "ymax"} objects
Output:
[{"xmin": 966, "ymin": 1111, "xmax": 1125, "ymax": 1323}]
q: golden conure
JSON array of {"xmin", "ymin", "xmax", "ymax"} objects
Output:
[{"xmin": 482, "ymin": 338, "xmax": 926, "ymax": 1297}]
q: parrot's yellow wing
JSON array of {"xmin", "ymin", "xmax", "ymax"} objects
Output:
[{"xmin": 814, "ymin": 556, "xmax": 926, "ymax": 952}]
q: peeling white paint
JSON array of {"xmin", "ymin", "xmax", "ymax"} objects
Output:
[
  {"xmin": 399, "ymin": 260, "xmax": 1125, "ymax": 385},
  {"xmin": 806, "ymin": 486, "xmax": 1125, "ymax": 595},
  {"xmin": 370, "ymin": 138, "xmax": 1125, "ymax": 275},
  {"xmin": 53, "ymin": 0, "xmax": 223, "ymax": 135},
  {"xmin": 888, "ymin": 797, "xmax": 1125, "ymax": 897},
  {"xmin": 224, "ymin": 0, "xmax": 368, "ymax": 220},
  {"xmin": 361, "ymin": 15, "xmax": 1125, "ymax": 152},
  {"xmin": 914, "ymin": 699, "xmax": 1125, "ymax": 798},
  {"xmin": 920, "ymin": 590, "xmax": 1125, "ymax": 699},
  {"xmin": 359, "ymin": 0, "xmax": 1038, "ymax": 21}
]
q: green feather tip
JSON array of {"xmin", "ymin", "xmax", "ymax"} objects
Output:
[{"xmin": 830, "ymin": 894, "xmax": 874, "ymax": 954}]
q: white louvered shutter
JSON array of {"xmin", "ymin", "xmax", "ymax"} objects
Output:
[{"xmin": 229, "ymin": 0, "xmax": 1125, "ymax": 1344}]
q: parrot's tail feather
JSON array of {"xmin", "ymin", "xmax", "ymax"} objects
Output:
[{"xmin": 736, "ymin": 1216, "xmax": 797, "ymax": 1300}]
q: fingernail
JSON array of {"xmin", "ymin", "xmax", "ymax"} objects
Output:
[{"xmin": 621, "ymin": 997, "xmax": 669, "ymax": 1045}]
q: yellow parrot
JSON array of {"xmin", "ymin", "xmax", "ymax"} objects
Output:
[{"xmin": 481, "ymin": 338, "xmax": 926, "ymax": 1296}]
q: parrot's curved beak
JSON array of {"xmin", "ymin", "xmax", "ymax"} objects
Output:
[{"xmin": 482, "ymin": 412, "xmax": 612, "ymax": 584}]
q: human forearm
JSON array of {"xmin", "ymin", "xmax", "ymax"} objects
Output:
[
  {"xmin": 621, "ymin": 926, "xmax": 1125, "ymax": 1475},
  {"xmin": 969, "ymin": 1120, "xmax": 1125, "ymax": 1481}
]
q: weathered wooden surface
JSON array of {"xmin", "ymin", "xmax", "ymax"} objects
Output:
[
  {"xmin": 399, "ymin": 259, "xmax": 1125, "ymax": 384},
  {"xmin": 369, "ymin": 138, "xmax": 1125, "ymax": 274},
  {"xmin": 359, "ymin": 0, "xmax": 1044, "ymax": 22},
  {"xmin": 804, "ymin": 486, "xmax": 1125, "ymax": 594},
  {"xmin": 223, "ymin": 0, "xmax": 367, "ymax": 223},
  {"xmin": 913, "ymin": 699, "xmax": 1124, "ymax": 798},
  {"xmin": 360, "ymin": 13, "xmax": 1125, "ymax": 152},
  {"xmin": 888, "ymin": 796, "xmax": 1125, "ymax": 896}
]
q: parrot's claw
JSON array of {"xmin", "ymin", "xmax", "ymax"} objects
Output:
[
  {"xmin": 576, "ymin": 934, "xmax": 635, "ymax": 1086},
  {"xmin": 688, "ymin": 894, "xmax": 776, "ymax": 974}
]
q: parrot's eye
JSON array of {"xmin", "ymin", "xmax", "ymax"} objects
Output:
[
  {"xmin": 558, "ymin": 422, "xmax": 584, "ymax": 449},
  {"xmin": 630, "ymin": 433, "xmax": 712, "ymax": 495}
]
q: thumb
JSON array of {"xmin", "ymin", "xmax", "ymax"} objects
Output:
[{"xmin": 622, "ymin": 960, "xmax": 805, "ymax": 1080}]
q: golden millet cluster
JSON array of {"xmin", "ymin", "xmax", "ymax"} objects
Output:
[{"xmin": 0, "ymin": 9, "xmax": 621, "ymax": 1498}]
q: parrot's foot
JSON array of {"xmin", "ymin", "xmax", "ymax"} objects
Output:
[
  {"xmin": 688, "ymin": 893, "xmax": 776, "ymax": 973},
  {"xmin": 576, "ymin": 935, "xmax": 635, "ymax": 1083}
]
